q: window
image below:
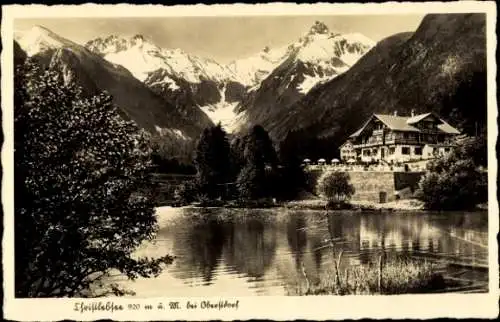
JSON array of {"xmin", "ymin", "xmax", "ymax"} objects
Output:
[
  {"xmin": 403, "ymin": 133, "xmax": 409, "ymax": 139},
  {"xmin": 402, "ymin": 147, "xmax": 410, "ymax": 155},
  {"xmin": 444, "ymin": 147, "xmax": 450, "ymax": 153},
  {"xmin": 415, "ymin": 147, "xmax": 422, "ymax": 155},
  {"xmin": 363, "ymin": 149, "xmax": 370, "ymax": 156},
  {"xmin": 389, "ymin": 147, "xmax": 395, "ymax": 155}
]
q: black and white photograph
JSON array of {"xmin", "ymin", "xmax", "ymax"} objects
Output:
[{"xmin": 2, "ymin": 2, "xmax": 498, "ymax": 320}]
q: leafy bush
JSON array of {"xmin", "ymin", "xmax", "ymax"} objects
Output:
[
  {"xmin": 416, "ymin": 155, "xmax": 486, "ymax": 210},
  {"xmin": 14, "ymin": 61, "xmax": 172, "ymax": 297},
  {"xmin": 173, "ymin": 181, "xmax": 199, "ymax": 205},
  {"xmin": 316, "ymin": 171, "xmax": 355, "ymax": 204},
  {"xmin": 416, "ymin": 136, "xmax": 487, "ymax": 210}
]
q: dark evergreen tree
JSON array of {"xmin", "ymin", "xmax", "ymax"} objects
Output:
[
  {"xmin": 275, "ymin": 131, "xmax": 307, "ymax": 200},
  {"xmin": 236, "ymin": 125, "xmax": 278, "ymax": 200},
  {"xmin": 236, "ymin": 162, "xmax": 266, "ymax": 200},
  {"xmin": 243, "ymin": 125, "xmax": 278, "ymax": 169},
  {"xmin": 194, "ymin": 123, "xmax": 232, "ymax": 199},
  {"xmin": 229, "ymin": 136, "xmax": 246, "ymax": 182}
]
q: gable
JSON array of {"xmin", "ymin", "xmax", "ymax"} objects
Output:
[{"xmin": 407, "ymin": 113, "xmax": 441, "ymax": 126}]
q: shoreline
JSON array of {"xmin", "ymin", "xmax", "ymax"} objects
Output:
[
  {"xmin": 283, "ymin": 199, "xmax": 426, "ymax": 212},
  {"xmin": 156, "ymin": 199, "xmax": 488, "ymax": 216}
]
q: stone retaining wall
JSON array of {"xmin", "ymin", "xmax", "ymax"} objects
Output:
[{"xmin": 307, "ymin": 169, "xmax": 424, "ymax": 203}]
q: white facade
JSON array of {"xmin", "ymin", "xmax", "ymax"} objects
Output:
[
  {"xmin": 340, "ymin": 141, "xmax": 356, "ymax": 161},
  {"xmin": 347, "ymin": 112, "xmax": 460, "ymax": 164}
]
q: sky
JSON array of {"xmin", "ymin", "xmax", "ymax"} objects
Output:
[{"xmin": 14, "ymin": 15, "xmax": 425, "ymax": 64}]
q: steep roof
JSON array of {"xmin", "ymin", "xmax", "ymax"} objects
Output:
[
  {"xmin": 349, "ymin": 112, "xmax": 460, "ymax": 137},
  {"xmin": 374, "ymin": 114, "xmax": 420, "ymax": 132},
  {"xmin": 406, "ymin": 112, "xmax": 432, "ymax": 124},
  {"xmin": 437, "ymin": 120, "xmax": 461, "ymax": 134}
]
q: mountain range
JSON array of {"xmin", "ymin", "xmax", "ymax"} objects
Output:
[
  {"xmin": 14, "ymin": 14, "xmax": 486, "ymax": 162},
  {"xmin": 15, "ymin": 25, "xmax": 203, "ymax": 154},
  {"xmin": 268, "ymin": 13, "xmax": 486, "ymax": 161}
]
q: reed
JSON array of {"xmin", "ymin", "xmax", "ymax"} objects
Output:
[{"xmin": 297, "ymin": 255, "xmax": 446, "ymax": 295}]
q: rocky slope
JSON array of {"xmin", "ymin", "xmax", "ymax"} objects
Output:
[
  {"xmin": 16, "ymin": 26, "xmax": 205, "ymax": 160},
  {"xmin": 85, "ymin": 35, "xmax": 247, "ymax": 131},
  {"xmin": 235, "ymin": 21, "xmax": 375, "ymax": 133}
]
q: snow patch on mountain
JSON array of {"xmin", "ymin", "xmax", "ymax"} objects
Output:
[
  {"xmin": 199, "ymin": 85, "xmax": 240, "ymax": 132},
  {"xmin": 227, "ymin": 45, "xmax": 290, "ymax": 87},
  {"xmin": 200, "ymin": 102, "xmax": 239, "ymax": 132},
  {"xmin": 148, "ymin": 76, "xmax": 180, "ymax": 91},
  {"xmin": 297, "ymin": 74, "xmax": 337, "ymax": 94},
  {"xmin": 155, "ymin": 126, "xmax": 189, "ymax": 140}
]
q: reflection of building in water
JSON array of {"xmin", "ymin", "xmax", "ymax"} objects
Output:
[
  {"xmin": 449, "ymin": 227, "xmax": 488, "ymax": 247},
  {"xmin": 359, "ymin": 217, "xmax": 441, "ymax": 252}
]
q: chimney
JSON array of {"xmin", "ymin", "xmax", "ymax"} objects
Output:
[
  {"xmin": 411, "ymin": 109, "xmax": 415, "ymax": 117},
  {"xmin": 393, "ymin": 110, "xmax": 398, "ymax": 116}
]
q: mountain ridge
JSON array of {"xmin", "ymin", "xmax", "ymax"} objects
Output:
[
  {"xmin": 15, "ymin": 26, "xmax": 206, "ymax": 160},
  {"xmin": 268, "ymin": 13, "xmax": 486, "ymax": 161},
  {"xmin": 234, "ymin": 21, "xmax": 375, "ymax": 134}
]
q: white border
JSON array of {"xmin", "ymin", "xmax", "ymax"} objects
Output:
[{"xmin": 2, "ymin": 2, "xmax": 498, "ymax": 321}]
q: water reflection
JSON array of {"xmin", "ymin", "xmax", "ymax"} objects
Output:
[
  {"xmin": 223, "ymin": 219, "xmax": 277, "ymax": 278},
  {"xmin": 286, "ymin": 213, "xmax": 308, "ymax": 271},
  {"xmin": 171, "ymin": 218, "xmax": 226, "ymax": 283},
  {"xmin": 126, "ymin": 208, "xmax": 488, "ymax": 296}
]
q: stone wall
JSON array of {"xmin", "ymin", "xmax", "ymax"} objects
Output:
[
  {"xmin": 151, "ymin": 173, "xmax": 195, "ymax": 204},
  {"xmin": 306, "ymin": 169, "xmax": 424, "ymax": 203}
]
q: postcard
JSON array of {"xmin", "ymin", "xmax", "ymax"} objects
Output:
[{"xmin": 2, "ymin": 2, "xmax": 498, "ymax": 320}]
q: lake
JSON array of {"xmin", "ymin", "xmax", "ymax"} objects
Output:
[{"xmin": 114, "ymin": 207, "xmax": 488, "ymax": 296}]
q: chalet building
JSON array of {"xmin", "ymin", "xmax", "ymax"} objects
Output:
[
  {"xmin": 339, "ymin": 140, "xmax": 356, "ymax": 161},
  {"xmin": 344, "ymin": 111, "xmax": 460, "ymax": 163}
]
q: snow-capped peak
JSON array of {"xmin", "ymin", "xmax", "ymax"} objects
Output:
[
  {"xmin": 86, "ymin": 34, "xmax": 237, "ymax": 83},
  {"xmin": 308, "ymin": 21, "xmax": 330, "ymax": 35},
  {"xmin": 292, "ymin": 27, "xmax": 375, "ymax": 66},
  {"xmin": 16, "ymin": 25, "xmax": 76, "ymax": 56},
  {"xmin": 228, "ymin": 22, "xmax": 375, "ymax": 87},
  {"xmin": 337, "ymin": 32, "xmax": 376, "ymax": 47}
]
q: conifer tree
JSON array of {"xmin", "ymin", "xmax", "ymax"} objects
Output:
[
  {"xmin": 237, "ymin": 125, "xmax": 277, "ymax": 200},
  {"xmin": 194, "ymin": 123, "xmax": 232, "ymax": 199}
]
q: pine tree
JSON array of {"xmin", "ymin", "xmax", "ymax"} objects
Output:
[
  {"xmin": 194, "ymin": 123, "xmax": 232, "ymax": 199},
  {"xmin": 237, "ymin": 125, "xmax": 278, "ymax": 200}
]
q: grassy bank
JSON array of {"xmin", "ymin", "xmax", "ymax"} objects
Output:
[
  {"xmin": 291, "ymin": 255, "xmax": 447, "ymax": 295},
  {"xmin": 284, "ymin": 198, "xmax": 425, "ymax": 211}
]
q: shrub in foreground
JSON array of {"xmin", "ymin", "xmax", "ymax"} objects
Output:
[
  {"xmin": 316, "ymin": 171, "xmax": 355, "ymax": 206},
  {"xmin": 15, "ymin": 62, "xmax": 172, "ymax": 297},
  {"xmin": 416, "ymin": 152, "xmax": 486, "ymax": 210}
]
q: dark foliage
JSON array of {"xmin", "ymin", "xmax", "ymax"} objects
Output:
[
  {"xmin": 317, "ymin": 171, "xmax": 355, "ymax": 203},
  {"xmin": 416, "ymin": 136, "xmax": 487, "ymax": 210},
  {"xmin": 236, "ymin": 125, "xmax": 279, "ymax": 200},
  {"xmin": 194, "ymin": 123, "xmax": 232, "ymax": 199},
  {"xmin": 14, "ymin": 60, "xmax": 172, "ymax": 298},
  {"xmin": 174, "ymin": 180, "xmax": 200, "ymax": 205}
]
